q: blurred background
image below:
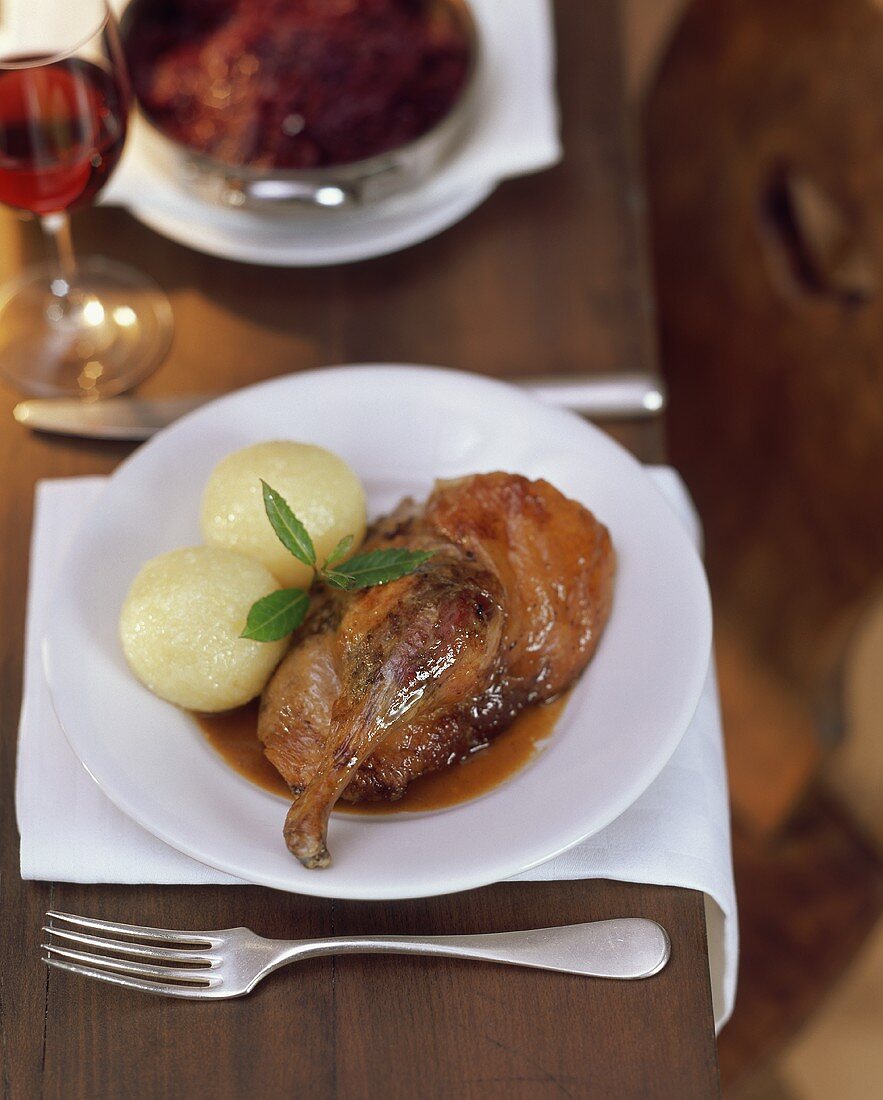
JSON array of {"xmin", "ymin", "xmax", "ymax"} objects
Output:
[{"xmin": 626, "ymin": 0, "xmax": 883, "ymax": 1095}]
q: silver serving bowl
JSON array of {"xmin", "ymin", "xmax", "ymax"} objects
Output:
[{"xmin": 119, "ymin": 0, "xmax": 480, "ymax": 212}]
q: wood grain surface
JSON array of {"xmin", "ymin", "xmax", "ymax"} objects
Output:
[
  {"xmin": 643, "ymin": 0, "xmax": 883, "ymax": 706},
  {"xmin": 642, "ymin": 0, "xmax": 883, "ymax": 1083},
  {"xmin": 0, "ymin": 4, "xmax": 719, "ymax": 1097}
]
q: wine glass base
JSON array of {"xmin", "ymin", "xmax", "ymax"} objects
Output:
[{"xmin": 0, "ymin": 257, "xmax": 173, "ymax": 398}]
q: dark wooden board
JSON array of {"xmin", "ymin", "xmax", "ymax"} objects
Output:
[
  {"xmin": 643, "ymin": 0, "xmax": 883, "ymax": 700},
  {"xmin": 0, "ymin": 3, "xmax": 718, "ymax": 1097},
  {"xmin": 642, "ymin": 0, "xmax": 883, "ymax": 1084},
  {"xmin": 27, "ymin": 882, "xmax": 712, "ymax": 1100}
]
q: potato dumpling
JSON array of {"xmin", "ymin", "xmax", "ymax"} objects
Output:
[
  {"xmin": 200, "ymin": 441, "xmax": 367, "ymax": 588},
  {"xmin": 120, "ymin": 547, "xmax": 288, "ymax": 712}
]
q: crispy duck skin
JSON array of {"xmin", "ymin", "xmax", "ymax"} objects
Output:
[{"xmin": 258, "ymin": 472, "xmax": 615, "ymax": 868}]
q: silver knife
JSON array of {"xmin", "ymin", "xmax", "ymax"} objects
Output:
[{"xmin": 12, "ymin": 373, "xmax": 666, "ymax": 442}]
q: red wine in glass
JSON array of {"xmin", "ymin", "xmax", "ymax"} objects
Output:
[
  {"xmin": 0, "ymin": 0, "xmax": 172, "ymax": 398},
  {"xmin": 0, "ymin": 58, "xmax": 127, "ymax": 214}
]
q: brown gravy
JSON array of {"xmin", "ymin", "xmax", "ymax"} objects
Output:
[{"xmin": 193, "ymin": 695, "xmax": 568, "ymax": 815}]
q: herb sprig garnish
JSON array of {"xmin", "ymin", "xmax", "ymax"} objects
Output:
[{"xmin": 241, "ymin": 481, "xmax": 432, "ymax": 642}]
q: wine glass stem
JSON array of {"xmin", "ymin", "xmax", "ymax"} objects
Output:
[{"xmin": 40, "ymin": 212, "xmax": 78, "ymax": 291}]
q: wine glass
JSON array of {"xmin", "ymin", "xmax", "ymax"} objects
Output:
[{"xmin": 0, "ymin": 0, "xmax": 172, "ymax": 397}]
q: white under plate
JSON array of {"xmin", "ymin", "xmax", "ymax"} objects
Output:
[
  {"xmin": 128, "ymin": 182, "xmax": 494, "ymax": 268},
  {"xmin": 44, "ymin": 365, "xmax": 712, "ymax": 899},
  {"xmin": 102, "ymin": 127, "xmax": 495, "ymax": 266}
]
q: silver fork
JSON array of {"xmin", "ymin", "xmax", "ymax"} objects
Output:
[{"xmin": 42, "ymin": 911, "xmax": 670, "ymax": 1000}]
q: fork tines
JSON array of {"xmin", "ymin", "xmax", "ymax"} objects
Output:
[{"xmin": 42, "ymin": 910, "xmax": 223, "ymax": 997}]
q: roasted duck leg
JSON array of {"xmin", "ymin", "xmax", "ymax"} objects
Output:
[
  {"xmin": 259, "ymin": 473, "xmax": 615, "ymax": 868},
  {"xmin": 282, "ymin": 550, "xmax": 505, "ymax": 867}
]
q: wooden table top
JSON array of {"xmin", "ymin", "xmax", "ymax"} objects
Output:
[{"xmin": 0, "ymin": 3, "xmax": 720, "ymax": 1097}]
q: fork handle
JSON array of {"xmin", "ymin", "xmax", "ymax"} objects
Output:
[{"xmin": 271, "ymin": 918, "xmax": 669, "ymax": 980}]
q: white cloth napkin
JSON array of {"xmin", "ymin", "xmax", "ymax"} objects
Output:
[
  {"xmin": 101, "ymin": 0, "xmax": 561, "ymax": 215},
  {"xmin": 16, "ymin": 469, "xmax": 737, "ymax": 1029}
]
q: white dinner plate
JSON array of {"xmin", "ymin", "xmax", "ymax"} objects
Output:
[{"xmin": 44, "ymin": 365, "xmax": 712, "ymax": 899}]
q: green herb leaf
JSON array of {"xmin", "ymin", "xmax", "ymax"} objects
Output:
[
  {"xmin": 322, "ymin": 533, "xmax": 354, "ymax": 570},
  {"xmin": 323, "ymin": 548, "xmax": 433, "ymax": 591},
  {"xmin": 261, "ymin": 481, "xmax": 316, "ymax": 568},
  {"xmin": 241, "ymin": 588, "xmax": 310, "ymax": 642},
  {"xmin": 245, "ymin": 488, "xmax": 437, "ymax": 642},
  {"xmin": 321, "ymin": 570, "xmax": 357, "ymax": 591}
]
